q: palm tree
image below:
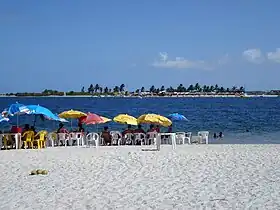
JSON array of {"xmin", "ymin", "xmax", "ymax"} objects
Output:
[
  {"xmin": 232, "ymin": 86, "xmax": 237, "ymax": 92},
  {"xmin": 119, "ymin": 84, "xmax": 125, "ymax": 92},
  {"xmin": 88, "ymin": 84, "xmax": 94, "ymax": 95},
  {"xmin": 166, "ymin": 86, "xmax": 174, "ymax": 92},
  {"xmin": 81, "ymin": 86, "xmax": 85, "ymax": 93},
  {"xmin": 104, "ymin": 87, "xmax": 109, "ymax": 93},
  {"xmin": 214, "ymin": 84, "xmax": 219, "ymax": 91},
  {"xmin": 210, "ymin": 85, "xmax": 214, "ymax": 92},
  {"xmin": 239, "ymin": 86, "xmax": 245, "ymax": 93},
  {"xmin": 99, "ymin": 87, "xmax": 103, "ymax": 93},
  {"xmin": 194, "ymin": 83, "xmax": 200, "ymax": 91},
  {"xmin": 202, "ymin": 85, "xmax": 207, "ymax": 92},
  {"xmin": 149, "ymin": 85, "xmax": 155, "ymax": 93},
  {"xmin": 160, "ymin": 85, "xmax": 165, "ymax": 92},
  {"xmin": 187, "ymin": 84, "xmax": 194, "ymax": 92},
  {"xmin": 176, "ymin": 84, "xmax": 185, "ymax": 92},
  {"xmin": 94, "ymin": 84, "xmax": 99, "ymax": 93},
  {"xmin": 135, "ymin": 89, "xmax": 140, "ymax": 94},
  {"xmin": 140, "ymin": 87, "xmax": 145, "ymax": 92},
  {"xmin": 219, "ymin": 87, "xmax": 225, "ymax": 92},
  {"xmin": 113, "ymin": 86, "xmax": 119, "ymax": 93}
]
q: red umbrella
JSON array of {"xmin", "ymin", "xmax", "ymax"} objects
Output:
[{"xmin": 79, "ymin": 113, "xmax": 104, "ymax": 125}]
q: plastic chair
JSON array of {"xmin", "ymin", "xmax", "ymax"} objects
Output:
[
  {"xmin": 22, "ymin": 131, "xmax": 35, "ymax": 149},
  {"xmin": 86, "ymin": 132, "xmax": 99, "ymax": 147},
  {"xmin": 47, "ymin": 132, "xmax": 57, "ymax": 147},
  {"xmin": 146, "ymin": 132, "xmax": 158, "ymax": 145},
  {"xmin": 198, "ymin": 131, "xmax": 209, "ymax": 144},
  {"xmin": 34, "ymin": 130, "xmax": 48, "ymax": 149},
  {"xmin": 185, "ymin": 132, "xmax": 192, "ymax": 144},
  {"xmin": 124, "ymin": 133, "xmax": 134, "ymax": 145},
  {"xmin": 134, "ymin": 133, "xmax": 146, "ymax": 145},
  {"xmin": 175, "ymin": 132, "xmax": 186, "ymax": 144},
  {"xmin": 58, "ymin": 133, "xmax": 70, "ymax": 147},
  {"xmin": 76, "ymin": 132, "xmax": 84, "ymax": 146},
  {"xmin": 110, "ymin": 131, "xmax": 122, "ymax": 145}
]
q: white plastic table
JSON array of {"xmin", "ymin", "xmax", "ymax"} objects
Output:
[{"xmin": 156, "ymin": 133, "xmax": 176, "ymax": 150}]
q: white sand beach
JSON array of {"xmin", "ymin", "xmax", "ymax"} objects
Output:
[{"xmin": 1, "ymin": 145, "xmax": 280, "ymax": 209}]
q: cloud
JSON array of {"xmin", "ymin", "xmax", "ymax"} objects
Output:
[
  {"xmin": 267, "ymin": 48, "xmax": 280, "ymax": 63},
  {"xmin": 218, "ymin": 54, "xmax": 230, "ymax": 65},
  {"xmin": 242, "ymin": 48, "xmax": 264, "ymax": 64},
  {"xmin": 152, "ymin": 52, "xmax": 213, "ymax": 70}
]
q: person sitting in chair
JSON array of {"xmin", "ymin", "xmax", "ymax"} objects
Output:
[{"xmin": 101, "ymin": 126, "xmax": 111, "ymax": 146}]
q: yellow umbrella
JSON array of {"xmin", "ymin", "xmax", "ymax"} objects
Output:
[
  {"xmin": 58, "ymin": 109, "xmax": 87, "ymax": 119},
  {"xmin": 137, "ymin": 113, "xmax": 172, "ymax": 127},
  {"xmin": 100, "ymin": 116, "xmax": 111, "ymax": 123},
  {"xmin": 113, "ymin": 114, "xmax": 138, "ymax": 125}
]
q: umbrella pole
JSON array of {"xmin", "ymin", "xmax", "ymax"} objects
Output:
[{"xmin": 16, "ymin": 115, "xmax": 19, "ymax": 127}]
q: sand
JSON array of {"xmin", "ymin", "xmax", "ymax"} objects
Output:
[{"xmin": 0, "ymin": 145, "xmax": 280, "ymax": 210}]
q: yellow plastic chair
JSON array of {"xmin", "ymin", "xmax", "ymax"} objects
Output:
[
  {"xmin": 2, "ymin": 135, "xmax": 8, "ymax": 149},
  {"xmin": 22, "ymin": 131, "xmax": 35, "ymax": 149},
  {"xmin": 34, "ymin": 130, "xmax": 48, "ymax": 149}
]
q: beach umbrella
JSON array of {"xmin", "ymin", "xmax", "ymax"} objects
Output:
[
  {"xmin": 58, "ymin": 110, "xmax": 86, "ymax": 119},
  {"xmin": 113, "ymin": 114, "xmax": 138, "ymax": 126},
  {"xmin": 2, "ymin": 102, "xmax": 31, "ymax": 126},
  {"xmin": 26, "ymin": 105, "xmax": 60, "ymax": 120},
  {"xmin": 59, "ymin": 109, "xmax": 87, "ymax": 129},
  {"xmin": 79, "ymin": 113, "xmax": 111, "ymax": 132},
  {"xmin": 0, "ymin": 116, "xmax": 9, "ymax": 123},
  {"xmin": 79, "ymin": 113, "xmax": 104, "ymax": 125},
  {"xmin": 100, "ymin": 116, "xmax": 111, "ymax": 123},
  {"xmin": 5, "ymin": 102, "xmax": 31, "ymax": 116},
  {"xmin": 168, "ymin": 113, "xmax": 189, "ymax": 121},
  {"xmin": 26, "ymin": 105, "xmax": 67, "ymax": 128},
  {"xmin": 137, "ymin": 113, "xmax": 172, "ymax": 127}
]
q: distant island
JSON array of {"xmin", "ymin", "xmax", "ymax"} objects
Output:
[{"xmin": 0, "ymin": 83, "xmax": 279, "ymax": 97}]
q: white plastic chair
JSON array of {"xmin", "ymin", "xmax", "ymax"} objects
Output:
[
  {"xmin": 146, "ymin": 132, "xmax": 157, "ymax": 145},
  {"xmin": 134, "ymin": 133, "xmax": 146, "ymax": 145},
  {"xmin": 185, "ymin": 132, "xmax": 192, "ymax": 144},
  {"xmin": 86, "ymin": 132, "xmax": 99, "ymax": 148},
  {"xmin": 110, "ymin": 131, "xmax": 122, "ymax": 145},
  {"xmin": 58, "ymin": 133, "xmax": 71, "ymax": 147},
  {"xmin": 198, "ymin": 131, "xmax": 209, "ymax": 144},
  {"xmin": 47, "ymin": 132, "xmax": 58, "ymax": 147},
  {"xmin": 124, "ymin": 133, "xmax": 134, "ymax": 145},
  {"xmin": 175, "ymin": 132, "xmax": 186, "ymax": 144},
  {"xmin": 75, "ymin": 132, "xmax": 84, "ymax": 146}
]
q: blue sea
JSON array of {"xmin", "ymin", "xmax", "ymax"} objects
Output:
[{"xmin": 1, "ymin": 97, "xmax": 280, "ymax": 144}]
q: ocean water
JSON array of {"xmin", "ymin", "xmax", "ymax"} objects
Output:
[{"xmin": 0, "ymin": 97, "xmax": 280, "ymax": 144}]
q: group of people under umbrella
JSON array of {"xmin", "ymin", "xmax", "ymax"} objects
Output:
[{"xmin": 0, "ymin": 102, "xmax": 189, "ymax": 148}]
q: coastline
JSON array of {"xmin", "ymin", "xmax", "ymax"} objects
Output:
[{"xmin": 0, "ymin": 94, "xmax": 278, "ymax": 98}]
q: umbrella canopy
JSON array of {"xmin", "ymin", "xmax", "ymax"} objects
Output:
[
  {"xmin": 113, "ymin": 114, "xmax": 138, "ymax": 125},
  {"xmin": 100, "ymin": 116, "xmax": 111, "ymax": 123},
  {"xmin": 0, "ymin": 116, "xmax": 9, "ymax": 123},
  {"xmin": 137, "ymin": 113, "xmax": 172, "ymax": 127},
  {"xmin": 168, "ymin": 113, "xmax": 188, "ymax": 121},
  {"xmin": 58, "ymin": 109, "xmax": 86, "ymax": 119},
  {"xmin": 5, "ymin": 103, "xmax": 31, "ymax": 116},
  {"xmin": 79, "ymin": 113, "xmax": 104, "ymax": 125},
  {"xmin": 26, "ymin": 105, "xmax": 61, "ymax": 121}
]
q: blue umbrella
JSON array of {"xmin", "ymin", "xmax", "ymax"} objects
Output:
[
  {"xmin": 0, "ymin": 116, "xmax": 9, "ymax": 123},
  {"xmin": 2, "ymin": 102, "xmax": 31, "ymax": 126},
  {"xmin": 168, "ymin": 113, "xmax": 189, "ymax": 121},
  {"xmin": 26, "ymin": 105, "xmax": 61, "ymax": 121},
  {"xmin": 5, "ymin": 102, "xmax": 31, "ymax": 116}
]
